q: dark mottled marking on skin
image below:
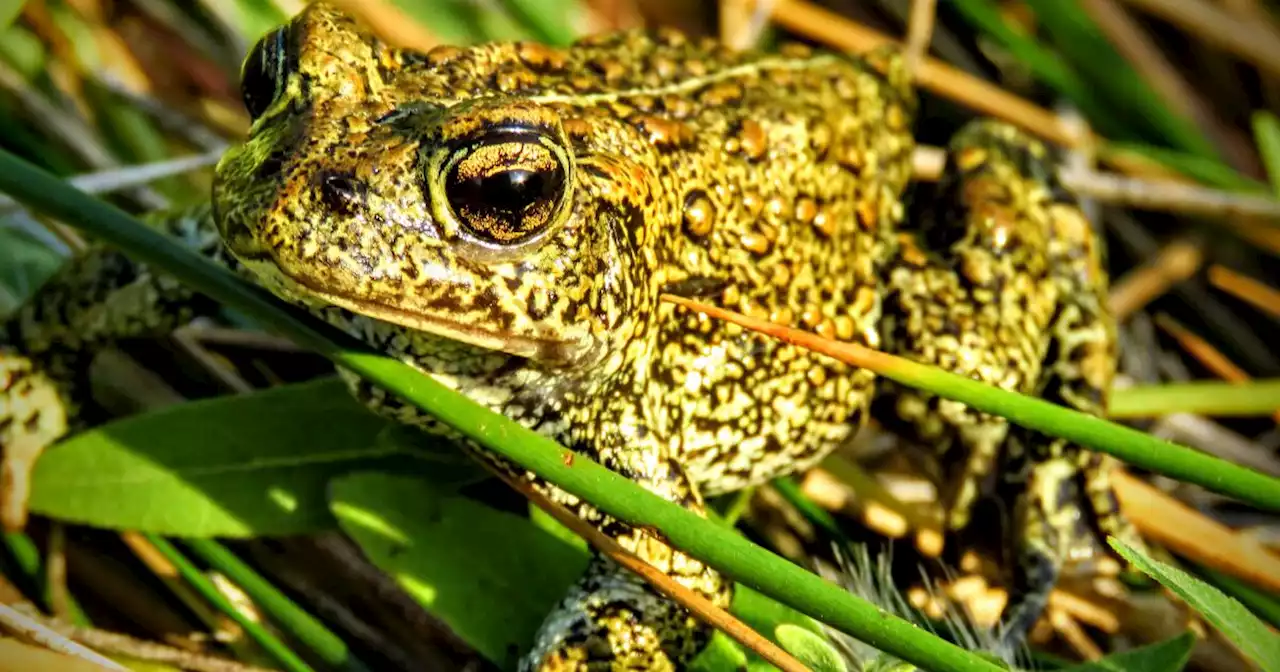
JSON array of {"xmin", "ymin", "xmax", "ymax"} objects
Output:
[
  {"xmin": 317, "ymin": 171, "xmax": 366, "ymax": 215},
  {"xmin": 661, "ymin": 275, "xmax": 726, "ymax": 299}
]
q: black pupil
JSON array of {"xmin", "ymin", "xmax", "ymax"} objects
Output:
[
  {"xmin": 241, "ymin": 27, "xmax": 289, "ymax": 120},
  {"xmin": 464, "ymin": 169, "xmax": 555, "ymax": 214}
]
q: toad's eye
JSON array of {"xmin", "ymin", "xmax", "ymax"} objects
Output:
[
  {"xmin": 442, "ymin": 131, "xmax": 569, "ymax": 245},
  {"xmin": 240, "ymin": 26, "xmax": 293, "ymax": 120}
]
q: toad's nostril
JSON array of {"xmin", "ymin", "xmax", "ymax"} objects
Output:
[{"xmin": 317, "ymin": 171, "xmax": 367, "ymax": 215}]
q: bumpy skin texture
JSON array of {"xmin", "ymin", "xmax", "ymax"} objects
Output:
[
  {"xmin": 0, "ymin": 3, "xmax": 1142, "ymax": 668},
  {"xmin": 876, "ymin": 122, "xmax": 1143, "ymax": 642},
  {"xmin": 213, "ymin": 6, "xmax": 914, "ymax": 669}
]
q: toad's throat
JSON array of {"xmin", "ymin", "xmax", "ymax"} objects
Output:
[{"xmin": 238, "ymin": 255, "xmax": 593, "ymax": 365}]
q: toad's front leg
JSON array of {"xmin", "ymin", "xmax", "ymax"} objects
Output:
[
  {"xmin": 1, "ymin": 206, "xmax": 228, "ymax": 530},
  {"xmin": 340, "ymin": 380, "xmax": 730, "ymax": 671},
  {"xmin": 521, "ymin": 445, "xmax": 730, "ymax": 672}
]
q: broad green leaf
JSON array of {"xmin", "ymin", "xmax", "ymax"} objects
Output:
[
  {"xmin": 775, "ymin": 624, "xmax": 847, "ymax": 672},
  {"xmin": 526, "ymin": 502, "xmax": 588, "ymax": 553},
  {"xmin": 329, "ymin": 472, "xmax": 591, "ymax": 671},
  {"xmin": 1058, "ymin": 632, "xmax": 1194, "ymax": 672},
  {"xmin": 29, "ymin": 377, "xmax": 453, "ymax": 537},
  {"xmin": 333, "ymin": 472, "xmax": 823, "ymax": 672},
  {"xmin": 1109, "ymin": 537, "xmax": 1280, "ymax": 671}
]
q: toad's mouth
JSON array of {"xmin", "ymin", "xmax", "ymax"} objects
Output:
[{"xmin": 236, "ymin": 255, "xmax": 594, "ymax": 366}]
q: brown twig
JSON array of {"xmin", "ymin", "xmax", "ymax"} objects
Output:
[
  {"xmin": 1208, "ymin": 264, "xmax": 1280, "ymax": 318},
  {"xmin": 179, "ymin": 325, "xmax": 300, "ymax": 352},
  {"xmin": 496, "ymin": 472, "xmax": 811, "ymax": 672},
  {"xmin": 1048, "ymin": 591, "xmax": 1121, "ymax": 635},
  {"xmin": 1060, "ymin": 168, "xmax": 1280, "ymax": 220},
  {"xmin": 0, "ymin": 638, "xmax": 121, "ymax": 672},
  {"xmin": 0, "ymin": 603, "xmax": 126, "ymax": 671},
  {"xmin": 172, "ymin": 327, "xmax": 255, "ymax": 394},
  {"xmin": 902, "ymin": 0, "xmax": 937, "ymax": 79},
  {"xmin": 775, "ymin": 0, "xmax": 1280, "ymax": 228},
  {"xmin": 1112, "ymin": 469, "xmax": 1280, "ymax": 594},
  {"xmin": 1108, "ymin": 238, "xmax": 1204, "ymax": 319},
  {"xmin": 19, "ymin": 608, "xmax": 277, "ymax": 672},
  {"xmin": 1049, "ymin": 607, "xmax": 1104, "ymax": 661},
  {"xmin": 118, "ymin": 532, "xmax": 249, "ymax": 655},
  {"xmin": 769, "ymin": 0, "xmax": 1083, "ymax": 147},
  {"xmin": 1098, "ymin": 148, "xmax": 1280, "ymax": 255},
  {"xmin": 914, "ymin": 145, "xmax": 1280, "ymax": 221},
  {"xmin": 1152, "ymin": 315, "xmax": 1250, "ymax": 385},
  {"xmin": 45, "ymin": 524, "xmax": 74, "ymax": 623},
  {"xmin": 1153, "ymin": 314, "xmax": 1280, "ymax": 424}
]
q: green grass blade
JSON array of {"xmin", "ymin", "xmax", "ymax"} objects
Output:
[
  {"xmin": 145, "ymin": 535, "xmax": 314, "ymax": 672},
  {"xmin": 1, "ymin": 532, "xmax": 89, "ymax": 625},
  {"xmin": 1109, "ymin": 379, "xmax": 1280, "ymax": 417},
  {"xmin": 1100, "ymin": 142, "xmax": 1269, "ymax": 192},
  {"xmin": 0, "ymin": 149, "xmax": 1005, "ymax": 672},
  {"xmin": 1024, "ymin": 0, "xmax": 1219, "ymax": 159},
  {"xmin": 1189, "ymin": 562, "xmax": 1280, "ymax": 631},
  {"xmin": 874, "ymin": 357, "xmax": 1280, "ymax": 511},
  {"xmin": 1252, "ymin": 111, "xmax": 1280, "ymax": 198},
  {"xmin": 0, "ymin": 1, "xmax": 25, "ymax": 32},
  {"xmin": 771, "ymin": 476, "xmax": 851, "ymax": 544},
  {"xmin": 946, "ymin": 0, "xmax": 1131, "ymax": 139},
  {"xmin": 1109, "ymin": 537, "xmax": 1280, "ymax": 671},
  {"xmin": 183, "ymin": 539, "xmax": 372, "ymax": 672}
]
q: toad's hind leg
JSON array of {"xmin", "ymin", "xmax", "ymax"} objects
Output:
[
  {"xmin": 875, "ymin": 119, "xmax": 1144, "ymax": 646},
  {"xmin": 998, "ymin": 179, "xmax": 1147, "ymax": 643},
  {"xmin": 874, "ymin": 120, "xmax": 1061, "ymax": 535}
]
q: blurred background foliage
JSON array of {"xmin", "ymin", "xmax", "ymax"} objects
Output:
[{"xmin": 2, "ymin": 1, "xmax": 1280, "ymax": 671}]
